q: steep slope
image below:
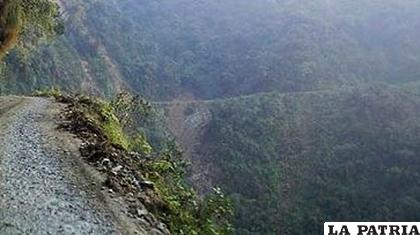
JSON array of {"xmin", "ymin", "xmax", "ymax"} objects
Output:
[
  {"xmin": 160, "ymin": 84, "xmax": 420, "ymax": 234},
  {"xmin": 2, "ymin": 1, "xmax": 420, "ymax": 234},
  {"xmin": 2, "ymin": 0, "xmax": 420, "ymax": 99}
]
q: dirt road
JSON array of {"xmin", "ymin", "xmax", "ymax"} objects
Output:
[{"xmin": 0, "ymin": 97, "xmax": 118, "ymax": 234}]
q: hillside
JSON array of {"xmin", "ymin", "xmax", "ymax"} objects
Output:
[
  {"xmin": 2, "ymin": 0, "xmax": 420, "ymax": 234},
  {"xmin": 161, "ymin": 84, "xmax": 420, "ymax": 234},
  {"xmin": 2, "ymin": 0, "xmax": 420, "ymax": 99}
]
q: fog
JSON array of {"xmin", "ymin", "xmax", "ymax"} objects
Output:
[
  {"xmin": 2, "ymin": 1, "xmax": 420, "ymax": 234},
  {"xmin": 114, "ymin": 0, "xmax": 420, "ymax": 98}
]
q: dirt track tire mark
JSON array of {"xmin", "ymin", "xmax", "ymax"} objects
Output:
[{"xmin": 0, "ymin": 97, "xmax": 24, "ymax": 117}]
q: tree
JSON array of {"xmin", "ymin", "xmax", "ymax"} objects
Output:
[{"xmin": 0, "ymin": 0, "xmax": 62, "ymax": 57}]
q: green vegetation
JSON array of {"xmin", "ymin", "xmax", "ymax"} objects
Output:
[
  {"xmin": 2, "ymin": 0, "xmax": 420, "ymax": 98},
  {"xmin": 94, "ymin": 99, "xmax": 129, "ymax": 149},
  {"xmin": 32, "ymin": 86, "xmax": 62, "ymax": 98},
  {"xmin": 191, "ymin": 84, "xmax": 420, "ymax": 234},
  {"xmin": 4, "ymin": 0, "xmax": 420, "ymax": 234},
  {"xmin": 0, "ymin": 0, "xmax": 62, "ymax": 57},
  {"xmin": 63, "ymin": 93, "xmax": 233, "ymax": 234},
  {"xmin": 143, "ymin": 142, "xmax": 233, "ymax": 235},
  {"xmin": 0, "ymin": 0, "xmax": 22, "ymax": 56}
]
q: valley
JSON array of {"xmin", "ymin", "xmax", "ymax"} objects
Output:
[
  {"xmin": 2, "ymin": 0, "xmax": 420, "ymax": 234},
  {"xmin": 159, "ymin": 84, "xmax": 420, "ymax": 234}
]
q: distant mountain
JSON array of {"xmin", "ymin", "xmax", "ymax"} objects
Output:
[
  {"xmin": 3, "ymin": 1, "xmax": 420, "ymax": 234},
  {"xmin": 2, "ymin": 0, "xmax": 420, "ymax": 99}
]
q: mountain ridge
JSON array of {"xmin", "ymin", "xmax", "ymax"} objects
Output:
[
  {"xmin": 2, "ymin": 0, "xmax": 420, "ymax": 99},
  {"xmin": 159, "ymin": 83, "xmax": 420, "ymax": 234}
]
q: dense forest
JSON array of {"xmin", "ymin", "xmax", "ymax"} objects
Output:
[
  {"xmin": 2, "ymin": 0, "xmax": 420, "ymax": 234},
  {"xmin": 197, "ymin": 84, "xmax": 420, "ymax": 234},
  {"xmin": 2, "ymin": 0, "xmax": 420, "ymax": 98}
]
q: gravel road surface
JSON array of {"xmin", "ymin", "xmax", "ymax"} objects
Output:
[{"xmin": 0, "ymin": 97, "xmax": 118, "ymax": 235}]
